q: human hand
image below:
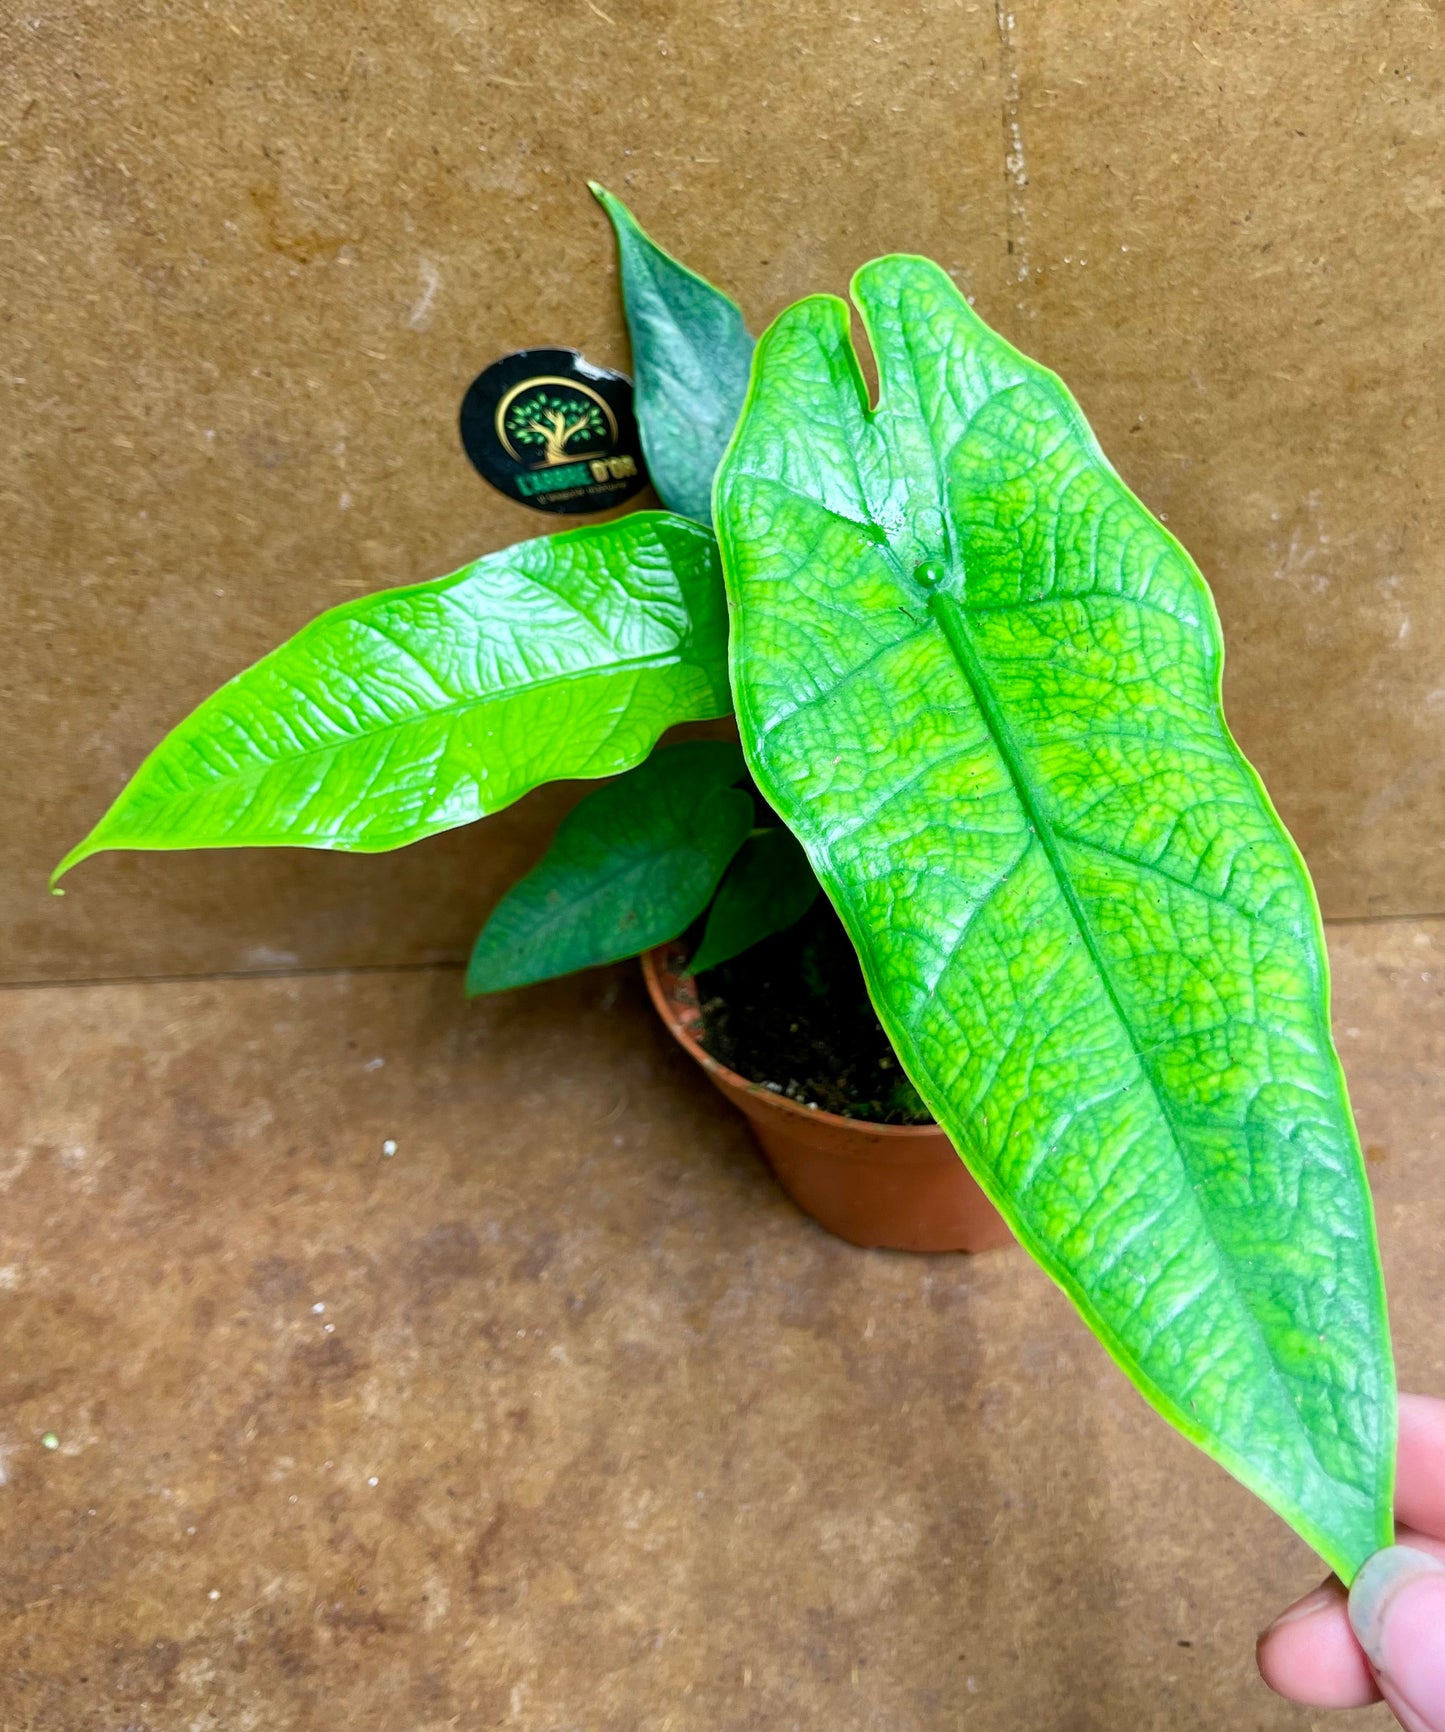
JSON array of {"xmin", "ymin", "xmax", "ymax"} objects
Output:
[{"xmin": 1258, "ymin": 1393, "xmax": 1445, "ymax": 1729}]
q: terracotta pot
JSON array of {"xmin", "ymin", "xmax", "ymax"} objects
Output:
[{"xmin": 641, "ymin": 944, "xmax": 1014, "ymax": 1254}]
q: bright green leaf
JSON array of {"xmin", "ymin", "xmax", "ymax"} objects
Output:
[
  {"xmin": 467, "ymin": 739, "xmax": 751, "ymax": 994},
  {"xmin": 715, "ymin": 254, "xmax": 1394, "ymax": 1580},
  {"xmin": 591, "ymin": 184, "xmax": 754, "ymax": 527},
  {"xmin": 55, "ymin": 513, "xmax": 731, "ymax": 882},
  {"xmin": 689, "ymin": 824, "xmax": 821, "ymax": 974}
]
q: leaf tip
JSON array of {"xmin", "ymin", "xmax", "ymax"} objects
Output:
[
  {"xmin": 463, "ymin": 942, "xmax": 488, "ymax": 996},
  {"xmin": 50, "ymin": 840, "xmax": 92, "ymax": 893},
  {"xmin": 464, "ymin": 940, "xmax": 512, "ymax": 999}
]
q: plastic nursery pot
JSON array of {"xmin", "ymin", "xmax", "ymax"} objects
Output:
[{"xmin": 641, "ymin": 944, "xmax": 1014, "ymax": 1255}]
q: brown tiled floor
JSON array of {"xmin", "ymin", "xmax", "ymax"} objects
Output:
[{"xmin": 2, "ymin": 921, "xmax": 1440, "ymax": 1730}]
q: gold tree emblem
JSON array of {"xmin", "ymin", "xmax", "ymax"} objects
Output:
[{"xmin": 504, "ymin": 389, "xmax": 607, "ymax": 467}]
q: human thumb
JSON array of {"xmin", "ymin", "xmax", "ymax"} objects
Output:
[{"xmin": 1349, "ymin": 1546, "xmax": 1445, "ymax": 1732}]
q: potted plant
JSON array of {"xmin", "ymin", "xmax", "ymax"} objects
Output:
[{"xmin": 55, "ymin": 189, "xmax": 1395, "ymax": 1589}]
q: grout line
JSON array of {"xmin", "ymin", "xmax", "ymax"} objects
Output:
[
  {"xmin": 0, "ymin": 958, "xmax": 467, "ymax": 994},
  {"xmin": 994, "ymin": 0, "xmax": 1031, "ymax": 291},
  {"xmin": 1320, "ymin": 911, "xmax": 1445, "ymax": 927},
  {"xmin": 0, "ymin": 912, "xmax": 1440, "ymax": 995}
]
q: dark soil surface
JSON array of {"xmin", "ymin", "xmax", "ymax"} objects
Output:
[{"xmin": 692, "ymin": 896, "xmax": 933, "ymax": 1124}]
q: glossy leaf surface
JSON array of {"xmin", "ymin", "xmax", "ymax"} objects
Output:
[
  {"xmin": 715, "ymin": 254, "xmax": 1394, "ymax": 1578},
  {"xmin": 592, "ymin": 184, "xmax": 754, "ymax": 527},
  {"xmin": 56, "ymin": 513, "xmax": 731, "ymax": 880},
  {"xmin": 466, "ymin": 740, "xmax": 750, "ymax": 993},
  {"xmin": 689, "ymin": 824, "xmax": 821, "ymax": 974}
]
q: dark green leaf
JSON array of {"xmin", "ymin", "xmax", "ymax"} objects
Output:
[
  {"xmin": 715, "ymin": 254, "xmax": 1394, "ymax": 1580},
  {"xmin": 466, "ymin": 740, "xmax": 751, "ymax": 994},
  {"xmin": 591, "ymin": 183, "xmax": 754, "ymax": 527},
  {"xmin": 55, "ymin": 513, "xmax": 731, "ymax": 882},
  {"xmin": 689, "ymin": 825, "xmax": 820, "ymax": 974}
]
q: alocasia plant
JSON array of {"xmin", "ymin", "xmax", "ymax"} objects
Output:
[{"xmin": 56, "ymin": 189, "xmax": 1394, "ymax": 1583}]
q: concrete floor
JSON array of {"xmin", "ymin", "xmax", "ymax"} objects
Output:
[{"xmin": 2, "ymin": 920, "xmax": 1440, "ymax": 1731}]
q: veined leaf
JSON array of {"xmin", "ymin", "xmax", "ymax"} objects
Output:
[
  {"xmin": 55, "ymin": 513, "xmax": 731, "ymax": 881},
  {"xmin": 689, "ymin": 824, "xmax": 820, "ymax": 974},
  {"xmin": 592, "ymin": 184, "xmax": 754, "ymax": 527},
  {"xmin": 715, "ymin": 254, "xmax": 1394, "ymax": 1579},
  {"xmin": 466, "ymin": 740, "xmax": 750, "ymax": 993}
]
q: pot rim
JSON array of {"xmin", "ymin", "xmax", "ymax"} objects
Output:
[{"xmin": 640, "ymin": 943, "xmax": 943, "ymax": 1141}]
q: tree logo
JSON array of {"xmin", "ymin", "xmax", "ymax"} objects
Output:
[
  {"xmin": 459, "ymin": 348, "xmax": 649, "ymax": 515},
  {"xmin": 497, "ymin": 378, "xmax": 614, "ymax": 467}
]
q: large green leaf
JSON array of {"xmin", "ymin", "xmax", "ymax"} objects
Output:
[
  {"xmin": 688, "ymin": 824, "xmax": 820, "ymax": 974},
  {"xmin": 55, "ymin": 513, "xmax": 731, "ymax": 880},
  {"xmin": 466, "ymin": 740, "xmax": 751, "ymax": 993},
  {"xmin": 592, "ymin": 184, "xmax": 754, "ymax": 527},
  {"xmin": 714, "ymin": 254, "xmax": 1394, "ymax": 1579}
]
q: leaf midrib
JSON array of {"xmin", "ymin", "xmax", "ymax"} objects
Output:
[
  {"xmin": 107, "ymin": 649, "xmax": 700, "ymax": 823},
  {"xmin": 875, "ymin": 301, "xmax": 1349, "ymax": 1496},
  {"xmin": 926, "ymin": 581, "xmax": 1348, "ymax": 1494}
]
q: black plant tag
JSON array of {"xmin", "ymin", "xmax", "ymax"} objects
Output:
[{"xmin": 459, "ymin": 348, "xmax": 649, "ymax": 514}]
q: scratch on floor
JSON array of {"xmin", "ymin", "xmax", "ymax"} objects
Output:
[{"xmin": 994, "ymin": 2, "xmax": 1031, "ymax": 287}]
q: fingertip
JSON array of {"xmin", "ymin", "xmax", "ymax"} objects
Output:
[
  {"xmin": 1257, "ymin": 1578, "xmax": 1381, "ymax": 1709},
  {"xmin": 1396, "ymin": 1393, "xmax": 1445, "ymax": 1537}
]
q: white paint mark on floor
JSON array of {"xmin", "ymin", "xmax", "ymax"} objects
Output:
[
  {"xmin": 245, "ymin": 947, "xmax": 300, "ymax": 968},
  {"xmin": 408, "ymin": 258, "xmax": 441, "ymax": 329}
]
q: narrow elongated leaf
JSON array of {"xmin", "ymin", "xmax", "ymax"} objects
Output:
[
  {"xmin": 592, "ymin": 184, "xmax": 754, "ymax": 527},
  {"xmin": 689, "ymin": 824, "xmax": 821, "ymax": 973},
  {"xmin": 466, "ymin": 740, "xmax": 750, "ymax": 993},
  {"xmin": 55, "ymin": 513, "xmax": 731, "ymax": 881},
  {"xmin": 715, "ymin": 255, "xmax": 1394, "ymax": 1579}
]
